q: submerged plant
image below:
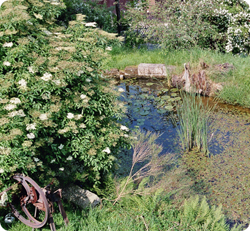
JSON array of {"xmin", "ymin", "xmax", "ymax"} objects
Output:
[{"xmin": 175, "ymin": 92, "xmax": 214, "ymax": 155}]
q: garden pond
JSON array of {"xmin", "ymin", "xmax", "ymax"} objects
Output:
[{"xmin": 116, "ymin": 78, "xmax": 250, "ymax": 223}]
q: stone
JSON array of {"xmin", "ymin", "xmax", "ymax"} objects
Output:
[
  {"xmin": 124, "ymin": 66, "xmax": 138, "ymax": 77},
  {"xmin": 138, "ymin": 63, "xmax": 167, "ymax": 78},
  {"xmin": 62, "ymin": 185, "xmax": 100, "ymax": 209},
  {"xmin": 104, "ymin": 68, "xmax": 120, "ymax": 77}
]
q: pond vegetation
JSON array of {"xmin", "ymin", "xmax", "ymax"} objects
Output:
[{"xmin": 115, "ymin": 77, "xmax": 250, "ymax": 227}]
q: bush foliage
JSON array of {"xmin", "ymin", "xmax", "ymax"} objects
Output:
[
  {"xmin": 124, "ymin": 0, "xmax": 250, "ymax": 54},
  {"xmin": 62, "ymin": 0, "xmax": 117, "ymax": 33},
  {"xmin": 0, "ymin": 0, "xmax": 127, "ymax": 190}
]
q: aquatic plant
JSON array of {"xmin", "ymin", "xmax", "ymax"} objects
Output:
[
  {"xmin": 113, "ymin": 130, "xmax": 174, "ymax": 205},
  {"xmin": 175, "ymin": 92, "xmax": 214, "ymax": 155}
]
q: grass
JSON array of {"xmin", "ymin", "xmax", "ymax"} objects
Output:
[
  {"xmin": 104, "ymin": 46, "xmax": 250, "ymax": 108},
  {"xmin": 3, "ymin": 193, "xmax": 242, "ymax": 231}
]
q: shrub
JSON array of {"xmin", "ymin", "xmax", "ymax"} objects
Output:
[
  {"xmin": 62, "ymin": 0, "xmax": 117, "ymax": 33},
  {"xmin": 0, "ymin": 0, "xmax": 127, "ymax": 191},
  {"xmin": 124, "ymin": 0, "xmax": 250, "ymax": 54}
]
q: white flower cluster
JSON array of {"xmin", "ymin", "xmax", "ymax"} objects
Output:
[
  {"xmin": 26, "ymin": 123, "xmax": 36, "ymax": 130},
  {"xmin": 67, "ymin": 113, "xmax": 74, "ymax": 119},
  {"xmin": 85, "ymin": 22, "xmax": 97, "ymax": 27},
  {"xmin": 120, "ymin": 125, "xmax": 129, "ymax": 131},
  {"xmin": 3, "ymin": 61, "xmax": 11, "ymax": 66},
  {"xmin": 2, "ymin": 42, "xmax": 13, "ymax": 47},
  {"xmin": 27, "ymin": 133, "xmax": 35, "ymax": 139},
  {"xmin": 10, "ymin": 98, "xmax": 21, "ymax": 104},
  {"xmin": 4, "ymin": 104, "xmax": 17, "ymax": 111},
  {"xmin": 18, "ymin": 79, "xmax": 27, "ymax": 88},
  {"xmin": 102, "ymin": 147, "xmax": 111, "ymax": 154},
  {"xmin": 212, "ymin": 1, "xmax": 250, "ymax": 54},
  {"xmin": 41, "ymin": 72, "xmax": 52, "ymax": 81},
  {"xmin": 58, "ymin": 144, "xmax": 64, "ymax": 149},
  {"xmin": 28, "ymin": 66, "xmax": 36, "ymax": 74},
  {"xmin": 8, "ymin": 109, "xmax": 25, "ymax": 117},
  {"xmin": 39, "ymin": 113, "xmax": 48, "ymax": 121}
]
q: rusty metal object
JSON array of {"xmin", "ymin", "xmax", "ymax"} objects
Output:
[{"xmin": 0, "ymin": 174, "xmax": 68, "ymax": 231}]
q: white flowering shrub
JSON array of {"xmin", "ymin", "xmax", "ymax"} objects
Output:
[
  {"xmin": 62, "ymin": 0, "xmax": 117, "ymax": 33},
  {"xmin": 0, "ymin": 0, "xmax": 127, "ymax": 189},
  {"xmin": 125, "ymin": 0, "xmax": 250, "ymax": 54}
]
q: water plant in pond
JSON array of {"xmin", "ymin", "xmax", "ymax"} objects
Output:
[
  {"xmin": 113, "ymin": 130, "xmax": 174, "ymax": 205},
  {"xmin": 175, "ymin": 92, "xmax": 214, "ymax": 155}
]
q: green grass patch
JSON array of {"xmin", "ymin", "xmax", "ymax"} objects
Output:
[
  {"xmin": 4, "ymin": 193, "xmax": 241, "ymax": 231},
  {"xmin": 104, "ymin": 46, "xmax": 250, "ymax": 108}
]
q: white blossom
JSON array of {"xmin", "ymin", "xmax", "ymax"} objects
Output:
[
  {"xmin": 80, "ymin": 94, "xmax": 87, "ymax": 99},
  {"xmin": 59, "ymin": 167, "xmax": 64, "ymax": 171},
  {"xmin": 41, "ymin": 72, "xmax": 52, "ymax": 81},
  {"xmin": 58, "ymin": 144, "xmax": 64, "ymax": 150},
  {"xmin": 27, "ymin": 133, "xmax": 35, "ymax": 139},
  {"xmin": 0, "ymin": 192, "xmax": 7, "ymax": 207},
  {"xmin": 52, "ymin": 80, "xmax": 61, "ymax": 85},
  {"xmin": 28, "ymin": 66, "xmax": 35, "ymax": 74},
  {"xmin": 66, "ymin": 156, "xmax": 73, "ymax": 161},
  {"xmin": 106, "ymin": 46, "xmax": 112, "ymax": 51},
  {"xmin": 118, "ymin": 88, "xmax": 125, "ymax": 92},
  {"xmin": 0, "ymin": 168, "xmax": 4, "ymax": 173},
  {"xmin": 8, "ymin": 110, "xmax": 26, "ymax": 117},
  {"xmin": 3, "ymin": 61, "xmax": 11, "ymax": 66},
  {"xmin": 33, "ymin": 157, "xmax": 40, "ymax": 162},
  {"xmin": 10, "ymin": 98, "xmax": 21, "ymax": 104},
  {"xmin": 4, "ymin": 104, "xmax": 17, "ymax": 111},
  {"xmin": 26, "ymin": 123, "xmax": 36, "ymax": 131},
  {"xmin": 67, "ymin": 113, "xmax": 74, "ymax": 119},
  {"xmin": 3, "ymin": 42, "xmax": 13, "ymax": 48},
  {"xmin": 85, "ymin": 22, "xmax": 97, "ymax": 27},
  {"xmin": 123, "ymin": 134, "xmax": 129, "ymax": 138},
  {"xmin": 39, "ymin": 113, "xmax": 48, "ymax": 121},
  {"xmin": 18, "ymin": 79, "xmax": 27, "ymax": 87},
  {"xmin": 85, "ymin": 78, "xmax": 91, "ymax": 82},
  {"xmin": 51, "ymin": 159, "xmax": 56, "ymax": 163},
  {"xmin": 75, "ymin": 114, "xmax": 83, "ymax": 120},
  {"xmin": 77, "ymin": 70, "xmax": 84, "ymax": 76},
  {"xmin": 120, "ymin": 125, "xmax": 129, "ymax": 131},
  {"xmin": 102, "ymin": 147, "xmax": 111, "ymax": 154},
  {"xmin": 17, "ymin": 109, "xmax": 25, "ymax": 117},
  {"xmin": 79, "ymin": 123, "xmax": 86, "ymax": 128}
]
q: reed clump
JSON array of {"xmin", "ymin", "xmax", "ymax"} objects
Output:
[{"xmin": 176, "ymin": 92, "xmax": 214, "ymax": 155}]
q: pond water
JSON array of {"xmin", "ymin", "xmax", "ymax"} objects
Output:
[
  {"xmin": 118, "ymin": 78, "xmax": 250, "ymax": 156},
  {"xmin": 116, "ymin": 78, "xmax": 250, "ymax": 223}
]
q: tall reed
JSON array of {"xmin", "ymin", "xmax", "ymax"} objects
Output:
[{"xmin": 176, "ymin": 92, "xmax": 214, "ymax": 155}]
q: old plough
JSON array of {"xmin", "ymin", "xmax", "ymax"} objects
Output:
[{"xmin": 0, "ymin": 174, "xmax": 68, "ymax": 230}]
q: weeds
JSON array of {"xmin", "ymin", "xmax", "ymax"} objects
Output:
[{"xmin": 113, "ymin": 130, "xmax": 174, "ymax": 205}]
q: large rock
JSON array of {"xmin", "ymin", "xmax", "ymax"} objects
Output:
[
  {"xmin": 62, "ymin": 185, "xmax": 100, "ymax": 209},
  {"xmin": 138, "ymin": 63, "xmax": 167, "ymax": 78}
]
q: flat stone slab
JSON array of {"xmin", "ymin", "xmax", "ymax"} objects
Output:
[
  {"xmin": 124, "ymin": 66, "xmax": 138, "ymax": 77},
  {"xmin": 138, "ymin": 63, "xmax": 167, "ymax": 78}
]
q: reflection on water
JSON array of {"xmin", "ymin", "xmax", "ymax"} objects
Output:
[
  {"xmin": 118, "ymin": 82, "xmax": 179, "ymax": 155},
  {"xmin": 118, "ymin": 79, "xmax": 250, "ymax": 156}
]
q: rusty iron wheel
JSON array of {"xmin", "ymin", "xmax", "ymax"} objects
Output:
[{"xmin": 9, "ymin": 174, "xmax": 49, "ymax": 229}]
